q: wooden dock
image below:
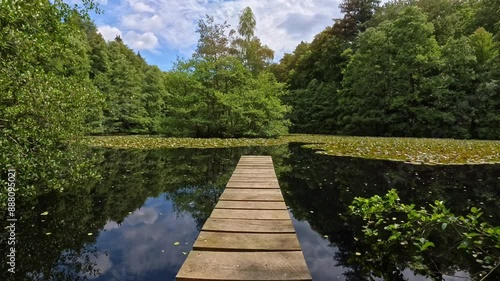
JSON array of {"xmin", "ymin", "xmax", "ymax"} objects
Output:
[{"xmin": 176, "ymin": 156, "xmax": 312, "ymax": 281}]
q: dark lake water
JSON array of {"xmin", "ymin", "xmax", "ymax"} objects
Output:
[{"xmin": 2, "ymin": 144, "xmax": 499, "ymax": 281}]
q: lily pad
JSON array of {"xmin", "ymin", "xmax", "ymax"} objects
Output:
[{"xmin": 82, "ymin": 135, "xmax": 500, "ymax": 165}]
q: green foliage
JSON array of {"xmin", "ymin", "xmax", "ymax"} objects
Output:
[
  {"xmin": 278, "ymin": 0, "xmax": 500, "ymax": 140},
  {"xmin": 163, "ymin": 11, "xmax": 289, "ymax": 138},
  {"xmin": 0, "ymin": 0, "xmax": 103, "ymax": 201},
  {"xmin": 231, "ymin": 7, "xmax": 274, "ymax": 76},
  {"xmin": 339, "ymin": 6, "xmax": 442, "ymax": 137},
  {"xmin": 349, "ymin": 189, "xmax": 500, "ymax": 279}
]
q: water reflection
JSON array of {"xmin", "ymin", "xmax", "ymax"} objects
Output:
[
  {"xmin": 1, "ymin": 144, "xmax": 498, "ymax": 281},
  {"xmin": 280, "ymin": 144, "xmax": 500, "ymax": 281}
]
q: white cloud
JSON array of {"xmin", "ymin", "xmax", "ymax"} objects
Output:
[
  {"xmin": 125, "ymin": 207, "xmax": 159, "ymax": 225},
  {"xmin": 123, "ymin": 31, "xmax": 159, "ymax": 50},
  {"xmin": 97, "ymin": 25, "xmax": 122, "ymax": 41},
  {"xmin": 121, "ymin": 14, "xmax": 163, "ymax": 32},
  {"xmin": 129, "ymin": 1, "xmax": 155, "ymax": 13},
  {"xmin": 100, "ymin": 0, "xmax": 345, "ymax": 59},
  {"xmin": 103, "ymin": 220, "xmax": 120, "ymax": 231}
]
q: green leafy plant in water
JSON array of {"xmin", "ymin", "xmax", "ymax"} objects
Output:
[{"xmin": 349, "ymin": 189, "xmax": 500, "ymax": 280}]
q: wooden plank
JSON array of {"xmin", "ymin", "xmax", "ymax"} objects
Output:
[
  {"xmin": 236, "ymin": 162, "xmax": 273, "ymax": 165},
  {"xmin": 223, "ymin": 188, "xmax": 283, "ymax": 195},
  {"xmin": 230, "ymin": 175, "xmax": 278, "ymax": 180},
  {"xmin": 240, "ymin": 155, "xmax": 270, "ymax": 157},
  {"xmin": 194, "ymin": 232, "xmax": 300, "ymax": 251},
  {"xmin": 230, "ymin": 176, "xmax": 278, "ymax": 180},
  {"xmin": 215, "ymin": 200, "xmax": 287, "ymax": 210},
  {"xmin": 233, "ymin": 170, "xmax": 276, "ymax": 175},
  {"xmin": 234, "ymin": 167, "xmax": 274, "ymax": 170},
  {"xmin": 202, "ymin": 218, "xmax": 294, "ymax": 233},
  {"xmin": 211, "ymin": 209, "xmax": 290, "ymax": 220},
  {"xmin": 236, "ymin": 162, "xmax": 274, "ymax": 165},
  {"xmin": 238, "ymin": 159, "xmax": 272, "ymax": 162},
  {"xmin": 226, "ymin": 181, "xmax": 280, "ymax": 189},
  {"xmin": 235, "ymin": 165, "xmax": 274, "ymax": 168},
  {"xmin": 220, "ymin": 192, "xmax": 283, "ymax": 201},
  {"xmin": 176, "ymin": 251, "xmax": 312, "ymax": 281}
]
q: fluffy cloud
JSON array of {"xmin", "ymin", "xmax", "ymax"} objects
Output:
[
  {"xmin": 125, "ymin": 207, "xmax": 159, "ymax": 225},
  {"xmin": 97, "ymin": 25, "xmax": 122, "ymax": 41},
  {"xmin": 122, "ymin": 14, "xmax": 163, "ymax": 32},
  {"xmin": 129, "ymin": 1, "xmax": 155, "ymax": 13},
  {"xmin": 123, "ymin": 31, "xmax": 159, "ymax": 50},
  {"xmin": 97, "ymin": 0, "xmax": 344, "ymax": 59}
]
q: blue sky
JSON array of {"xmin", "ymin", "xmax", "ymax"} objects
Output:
[{"xmin": 88, "ymin": 0, "xmax": 346, "ymax": 71}]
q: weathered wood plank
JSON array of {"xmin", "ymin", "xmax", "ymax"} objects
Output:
[
  {"xmin": 229, "ymin": 176, "xmax": 278, "ymax": 180},
  {"xmin": 223, "ymin": 188, "xmax": 283, "ymax": 195},
  {"xmin": 236, "ymin": 162, "xmax": 274, "ymax": 165},
  {"xmin": 233, "ymin": 167, "xmax": 275, "ymax": 171},
  {"xmin": 202, "ymin": 218, "xmax": 294, "ymax": 233},
  {"xmin": 176, "ymin": 251, "xmax": 311, "ymax": 281},
  {"xmin": 232, "ymin": 170, "xmax": 276, "ymax": 175},
  {"xmin": 238, "ymin": 159, "xmax": 273, "ymax": 163},
  {"xmin": 239, "ymin": 156, "xmax": 272, "ymax": 160},
  {"xmin": 194, "ymin": 232, "xmax": 300, "ymax": 251},
  {"xmin": 226, "ymin": 181, "xmax": 280, "ymax": 189},
  {"xmin": 211, "ymin": 209, "xmax": 290, "ymax": 220},
  {"xmin": 231, "ymin": 173, "xmax": 278, "ymax": 181},
  {"xmin": 215, "ymin": 200, "xmax": 287, "ymax": 210},
  {"xmin": 219, "ymin": 191, "xmax": 283, "ymax": 201}
]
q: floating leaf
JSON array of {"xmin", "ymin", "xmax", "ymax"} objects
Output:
[{"xmin": 173, "ymin": 242, "xmax": 180, "ymax": 246}]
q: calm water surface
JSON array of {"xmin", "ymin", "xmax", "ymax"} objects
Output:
[{"xmin": 2, "ymin": 144, "xmax": 499, "ymax": 281}]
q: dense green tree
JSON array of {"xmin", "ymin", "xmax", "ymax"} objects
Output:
[
  {"xmin": 195, "ymin": 15, "xmax": 233, "ymax": 61},
  {"xmin": 0, "ymin": 0, "xmax": 103, "ymax": 203},
  {"xmin": 142, "ymin": 66, "xmax": 168, "ymax": 133},
  {"xmin": 231, "ymin": 7, "xmax": 274, "ymax": 75},
  {"xmin": 339, "ymin": 7, "xmax": 441, "ymax": 136},
  {"xmin": 337, "ymin": 25, "xmax": 392, "ymax": 135},
  {"xmin": 277, "ymin": 0, "xmax": 500, "ymax": 139},
  {"xmin": 333, "ymin": 0, "xmax": 381, "ymax": 40},
  {"xmin": 162, "ymin": 10, "xmax": 288, "ymax": 138},
  {"xmin": 99, "ymin": 37, "xmax": 149, "ymax": 133},
  {"xmin": 268, "ymin": 41, "xmax": 309, "ymax": 83}
]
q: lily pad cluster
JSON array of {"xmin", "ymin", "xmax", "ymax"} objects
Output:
[{"xmin": 82, "ymin": 135, "xmax": 500, "ymax": 165}]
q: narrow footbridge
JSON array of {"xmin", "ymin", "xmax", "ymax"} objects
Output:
[{"xmin": 176, "ymin": 155, "xmax": 312, "ymax": 281}]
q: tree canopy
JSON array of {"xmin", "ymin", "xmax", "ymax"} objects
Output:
[{"xmin": 274, "ymin": 0, "xmax": 500, "ymax": 139}]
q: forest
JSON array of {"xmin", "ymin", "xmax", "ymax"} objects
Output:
[{"xmin": 2, "ymin": 0, "xmax": 499, "ymax": 150}]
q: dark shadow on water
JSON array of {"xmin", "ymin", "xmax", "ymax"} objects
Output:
[
  {"xmin": 281, "ymin": 144, "xmax": 500, "ymax": 281},
  {"xmin": 1, "ymin": 144, "xmax": 498, "ymax": 281}
]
